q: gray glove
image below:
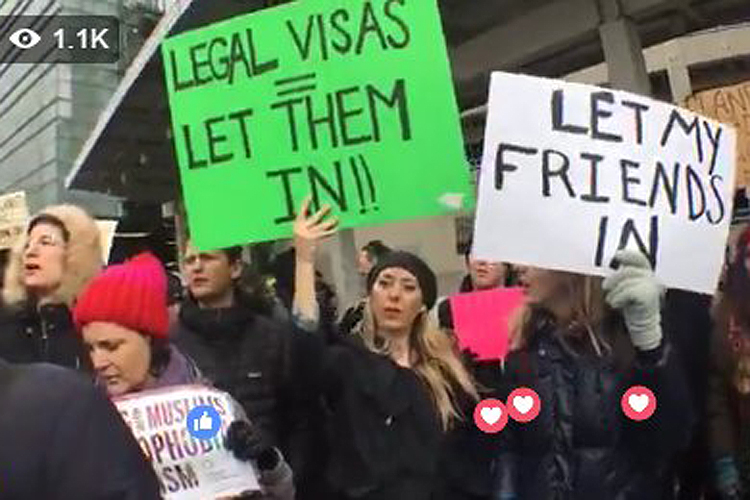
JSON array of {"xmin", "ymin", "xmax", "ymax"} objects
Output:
[{"xmin": 603, "ymin": 250, "xmax": 663, "ymax": 351}]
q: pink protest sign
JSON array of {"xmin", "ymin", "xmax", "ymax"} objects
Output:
[{"xmin": 449, "ymin": 287, "xmax": 525, "ymax": 361}]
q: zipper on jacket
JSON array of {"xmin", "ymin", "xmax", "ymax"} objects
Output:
[{"xmin": 40, "ymin": 316, "xmax": 49, "ymax": 361}]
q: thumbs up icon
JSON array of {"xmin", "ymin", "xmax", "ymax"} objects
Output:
[
  {"xmin": 194, "ymin": 411, "xmax": 213, "ymax": 432},
  {"xmin": 187, "ymin": 405, "xmax": 222, "ymax": 440}
]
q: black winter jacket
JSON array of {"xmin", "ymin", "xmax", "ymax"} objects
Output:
[
  {"xmin": 171, "ymin": 295, "xmax": 294, "ymax": 447},
  {"xmin": 298, "ymin": 332, "xmax": 444, "ymax": 500},
  {"xmin": 0, "ymin": 302, "xmax": 90, "ymax": 370},
  {"xmin": 436, "ymin": 357, "xmax": 503, "ymax": 500},
  {"xmin": 0, "ymin": 360, "xmax": 160, "ymax": 499},
  {"xmin": 494, "ymin": 311, "xmax": 692, "ymax": 500}
]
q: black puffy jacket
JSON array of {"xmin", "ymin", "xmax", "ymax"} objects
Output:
[
  {"xmin": 494, "ymin": 310, "xmax": 692, "ymax": 500},
  {"xmin": 435, "ymin": 358, "xmax": 503, "ymax": 500},
  {"xmin": 171, "ymin": 294, "xmax": 294, "ymax": 447},
  {"xmin": 0, "ymin": 302, "xmax": 90, "ymax": 370}
]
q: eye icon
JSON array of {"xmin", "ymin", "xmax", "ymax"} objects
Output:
[{"xmin": 9, "ymin": 28, "xmax": 41, "ymax": 49}]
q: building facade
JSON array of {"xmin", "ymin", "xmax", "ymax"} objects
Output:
[{"xmin": 0, "ymin": 0, "xmax": 162, "ymax": 215}]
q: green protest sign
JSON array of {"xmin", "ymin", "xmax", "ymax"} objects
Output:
[{"xmin": 162, "ymin": 0, "xmax": 472, "ymax": 249}]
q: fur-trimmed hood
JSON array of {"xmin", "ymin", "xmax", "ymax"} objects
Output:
[{"xmin": 3, "ymin": 204, "xmax": 103, "ymax": 307}]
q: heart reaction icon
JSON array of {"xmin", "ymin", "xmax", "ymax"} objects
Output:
[
  {"xmin": 621, "ymin": 386, "xmax": 656, "ymax": 421},
  {"xmin": 474, "ymin": 399, "xmax": 508, "ymax": 433},
  {"xmin": 481, "ymin": 406, "xmax": 502, "ymax": 425},
  {"xmin": 507, "ymin": 387, "xmax": 541, "ymax": 423}
]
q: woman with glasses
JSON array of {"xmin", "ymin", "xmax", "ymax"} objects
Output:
[{"xmin": 0, "ymin": 205, "xmax": 103, "ymax": 370}]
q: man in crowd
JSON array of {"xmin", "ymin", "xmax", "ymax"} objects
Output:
[
  {"xmin": 340, "ymin": 240, "xmax": 392, "ymax": 336},
  {"xmin": 356, "ymin": 240, "xmax": 391, "ymax": 277},
  {"xmin": 171, "ymin": 242, "xmax": 324, "ymax": 499},
  {"xmin": 0, "ymin": 359, "xmax": 160, "ymax": 499}
]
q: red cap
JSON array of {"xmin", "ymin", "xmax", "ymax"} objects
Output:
[{"xmin": 74, "ymin": 252, "xmax": 169, "ymax": 338}]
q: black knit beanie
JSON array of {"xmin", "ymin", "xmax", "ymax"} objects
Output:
[{"xmin": 367, "ymin": 251, "xmax": 438, "ymax": 310}]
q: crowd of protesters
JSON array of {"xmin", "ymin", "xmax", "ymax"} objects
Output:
[{"xmin": 0, "ymin": 199, "xmax": 748, "ymax": 500}]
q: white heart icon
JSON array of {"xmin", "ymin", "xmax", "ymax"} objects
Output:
[
  {"xmin": 480, "ymin": 407, "xmax": 502, "ymax": 425},
  {"xmin": 628, "ymin": 394, "xmax": 649, "ymax": 413},
  {"xmin": 513, "ymin": 396, "xmax": 534, "ymax": 414}
]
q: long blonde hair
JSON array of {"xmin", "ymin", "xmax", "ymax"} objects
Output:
[
  {"xmin": 510, "ymin": 271, "xmax": 612, "ymax": 357},
  {"xmin": 358, "ymin": 300, "xmax": 478, "ymax": 430}
]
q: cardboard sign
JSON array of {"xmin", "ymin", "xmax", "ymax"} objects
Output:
[
  {"xmin": 162, "ymin": 0, "xmax": 472, "ymax": 249},
  {"xmin": 114, "ymin": 385, "xmax": 260, "ymax": 499},
  {"xmin": 449, "ymin": 287, "xmax": 523, "ymax": 361},
  {"xmin": 474, "ymin": 72, "xmax": 737, "ymax": 294},
  {"xmin": 684, "ymin": 81, "xmax": 750, "ymax": 189},
  {"xmin": 0, "ymin": 191, "xmax": 29, "ymax": 250}
]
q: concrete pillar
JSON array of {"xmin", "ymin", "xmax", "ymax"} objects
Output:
[
  {"xmin": 599, "ymin": 18, "xmax": 652, "ymax": 95},
  {"xmin": 665, "ymin": 40, "xmax": 693, "ymax": 103}
]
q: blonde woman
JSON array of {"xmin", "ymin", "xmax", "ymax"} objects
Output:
[
  {"xmin": 494, "ymin": 252, "xmax": 691, "ymax": 500},
  {"xmin": 292, "ymin": 199, "xmax": 478, "ymax": 500},
  {"xmin": 0, "ymin": 205, "xmax": 102, "ymax": 369}
]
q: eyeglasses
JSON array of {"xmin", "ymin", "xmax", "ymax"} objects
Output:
[{"xmin": 24, "ymin": 234, "xmax": 65, "ymax": 250}]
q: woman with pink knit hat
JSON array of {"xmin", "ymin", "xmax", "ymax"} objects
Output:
[{"xmin": 74, "ymin": 252, "xmax": 294, "ymax": 500}]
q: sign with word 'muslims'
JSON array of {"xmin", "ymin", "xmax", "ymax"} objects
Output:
[
  {"xmin": 162, "ymin": 0, "xmax": 472, "ymax": 249},
  {"xmin": 473, "ymin": 72, "xmax": 737, "ymax": 294},
  {"xmin": 115, "ymin": 385, "xmax": 259, "ymax": 499}
]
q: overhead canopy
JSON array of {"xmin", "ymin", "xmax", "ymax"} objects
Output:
[{"xmin": 66, "ymin": 0, "xmax": 750, "ymax": 203}]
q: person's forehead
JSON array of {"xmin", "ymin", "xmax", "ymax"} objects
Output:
[
  {"xmin": 185, "ymin": 243, "xmax": 224, "ymax": 258},
  {"xmin": 29, "ymin": 222, "xmax": 63, "ymax": 236},
  {"xmin": 379, "ymin": 268, "xmax": 417, "ymax": 281},
  {"xmin": 83, "ymin": 321, "xmax": 137, "ymax": 338},
  {"xmin": 470, "ymin": 257, "xmax": 500, "ymax": 265}
]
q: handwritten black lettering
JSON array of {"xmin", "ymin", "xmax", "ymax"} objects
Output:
[
  {"xmin": 267, "ymin": 167, "xmax": 304, "ymax": 224},
  {"xmin": 590, "ymin": 91, "xmax": 623, "ymax": 143},
  {"xmin": 542, "ymin": 149, "xmax": 576, "ymax": 198},
  {"xmin": 621, "ymin": 99, "xmax": 649, "ymax": 145},
  {"xmin": 648, "ymin": 161, "xmax": 680, "ymax": 214},
  {"xmin": 494, "ymin": 143, "xmax": 537, "ymax": 191},
  {"xmin": 579, "ymin": 152, "xmax": 610, "ymax": 203},
  {"xmin": 551, "ymin": 89, "xmax": 588, "ymax": 135},
  {"xmin": 620, "ymin": 159, "xmax": 647, "ymax": 206},
  {"xmin": 685, "ymin": 165, "xmax": 707, "ymax": 221},
  {"xmin": 660, "ymin": 109, "xmax": 704, "ymax": 163}
]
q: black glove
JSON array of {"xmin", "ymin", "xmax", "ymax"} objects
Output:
[{"xmin": 225, "ymin": 420, "xmax": 280, "ymax": 470}]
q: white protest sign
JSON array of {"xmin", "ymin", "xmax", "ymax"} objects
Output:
[
  {"xmin": 0, "ymin": 191, "xmax": 29, "ymax": 250},
  {"xmin": 114, "ymin": 385, "xmax": 260, "ymax": 499},
  {"xmin": 474, "ymin": 72, "xmax": 737, "ymax": 294},
  {"xmin": 95, "ymin": 219, "xmax": 118, "ymax": 264}
]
